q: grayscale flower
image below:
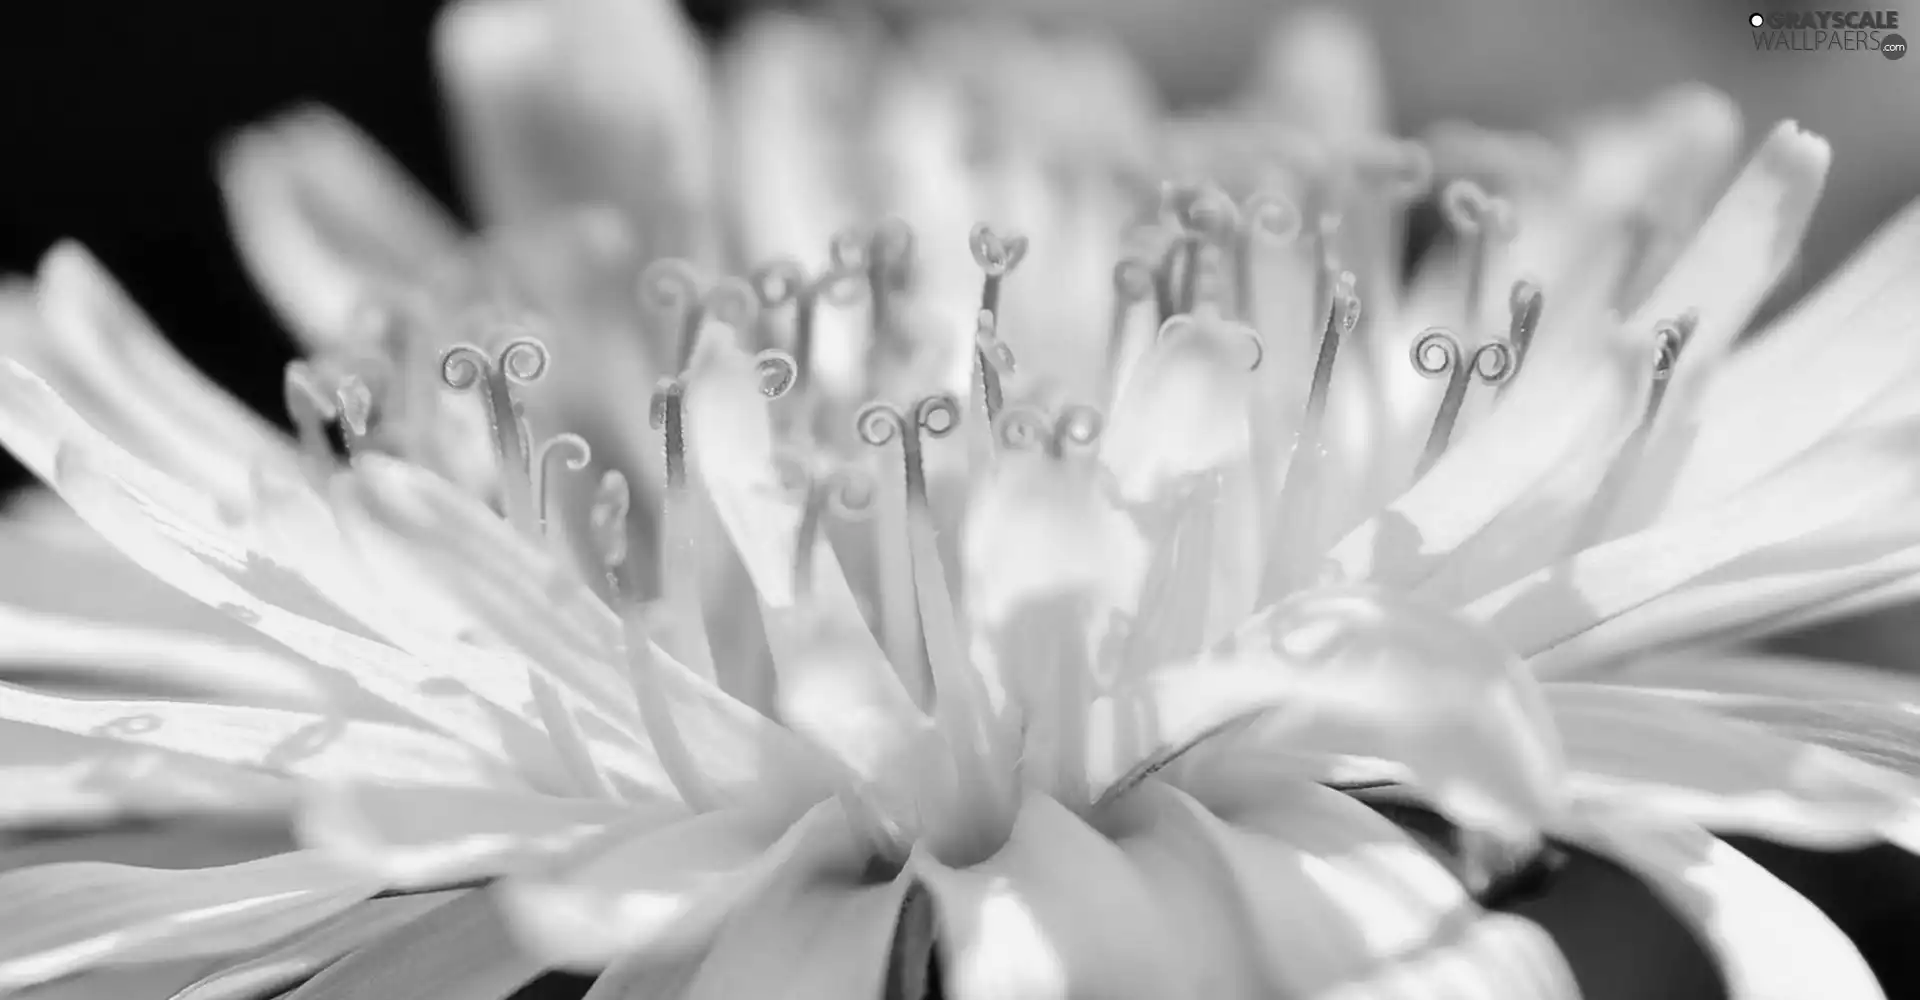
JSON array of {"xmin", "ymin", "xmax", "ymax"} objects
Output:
[{"xmin": 2, "ymin": 3, "xmax": 1919, "ymax": 999}]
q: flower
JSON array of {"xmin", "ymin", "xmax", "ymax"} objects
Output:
[{"xmin": 4, "ymin": 2, "xmax": 1920, "ymax": 999}]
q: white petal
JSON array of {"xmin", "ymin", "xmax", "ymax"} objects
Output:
[
  {"xmin": 341, "ymin": 456, "xmax": 632, "ymax": 717},
  {"xmin": 720, "ymin": 16, "xmax": 871, "ymax": 392},
  {"xmin": 1331, "ymin": 310, "xmax": 1644, "ymax": 588},
  {"xmin": 299, "ymin": 782, "xmax": 664, "ymax": 889},
  {"xmin": 967, "ymin": 458, "xmax": 1147, "ymax": 803},
  {"xmin": 1606, "ymin": 122, "xmax": 1833, "ymax": 534},
  {"xmin": 0, "ymin": 603, "xmax": 328, "ymax": 709},
  {"xmin": 1310, "ymin": 913, "xmax": 1579, "ymax": 1000},
  {"xmin": 1109, "ymin": 780, "xmax": 1471, "ymax": 998},
  {"xmin": 1610, "ymin": 648, "xmax": 1920, "ymax": 704},
  {"xmin": 578, "ymin": 945, "xmax": 708, "ymax": 1000},
  {"xmin": 0, "ymin": 372, "xmax": 560, "ymax": 782},
  {"xmin": 1251, "ymin": 8, "xmax": 1388, "ymax": 136},
  {"xmin": 1471, "ymin": 437, "xmax": 1920, "ymax": 660},
  {"xmin": 498, "ymin": 800, "xmax": 839, "ymax": 971},
  {"xmin": 1100, "ymin": 324, "xmax": 1260, "ymax": 503},
  {"xmin": 679, "ymin": 842, "xmax": 907, "ymax": 1000},
  {"xmin": 0, "ymin": 852, "xmax": 376, "ymax": 991},
  {"xmin": 1628, "ymin": 121, "xmax": 1829, "ymax": 370},
  {"xmin": 1564, "ymin": 809, "xmax": 1884, "ymax": 1000},
  {"xmin": 0, "ymin": 682, "xmax": 522, "ymax": 790},
  {"xmin": 1089, "ymin": 587, "xmax": 1565, "ymax": 849},
  {"xmin": 434, "ymin": 0, "xmax": 711, "ymax": 247},
  {"xmin": 1537, "ymin": 512, "xmax": 1920, "ymax": 672},
  {"xmin": 629, "ymin": 636, "xmax": 836, "ymax": 812},
  {"xmin": 0, "ymin": 721, "xmax": 290, "ymax": 829},
  {"xmin": 219, "ymin": 107, "xmax": 463, "ymax": 350},
  {"xmin": 1633, "ymin": 196, "xmax": 1920, "ymax": 522},
  {"xmin": 1549, "ymin": 683, "xmax": 1920, "ymax": 849},
  {"xmin": 912, "ymin": 793, "xmax": 1185, "ymax": 1000},
  {"xmin": 281, "ymin": 888, "xmax": 546, "ymax": 1000},
  {"xmin": 12, "ymin": 958, "xmax": 212, "ymax": 1000},
  {"xmin": 10, "ymin": 246, "xmax": 290, "ymax": 508},
  {"xmin": 170, "ymin": 891, "xmax": 464, "ymax": 1000},
  {"xmin": 681, "ymin": 344, "xmax": 934, "ymax": 806}
]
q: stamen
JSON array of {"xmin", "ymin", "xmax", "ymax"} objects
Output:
[
  {"xmin": 439, "ymin": 336, "xmax": 551, "ymax": 536},
  {"xmin": 776, "ymin": 451, "xmax": 875, "ymax": 598},
  {"xmin": 1227, "ymin": 190, "xmax": 1303, "ymax": 322},
  {"xmin": 857, "ymin": 394, "xmax": 962, "ymax": 506},
  {"xmin": 1109, "ymin": 257, "xmax": 1158, "ymax": 381},
  {"xmin": 1160, "ymin": 183, "xmax": 1238, "ymax": 317},
  {"xmin": 1351, "ymin": 139, "xmax": 1437, "ymax": 202},
  {"xmin": 973, "ymin": 310, "xmax": 1017, "ymax": 429},
  {"xmin": 970, "ymin": 226, "xmax": 1028, "ymax": 428},
  {"xmin": 867, "ymin": 218, "xmax": 916, "ymax": 340},
  {"xmin": 640, "ymin": 259, "xmax": 760, "ymax": 373},
  {"xmin": 1440, "ymin": 179, "xmax": 1516, "ymax": 335},
  {"xmin": 1647, "ymin": 313, "xmax": 1694, "ymax": 421},
  {"xmin": 1567, "ymin": 313, "xmax": 1697, "ymax": 550},
  {"xmin": 649, "ymin": 378, "xmax": 689, "ymax": 491},
  {"xmin": 588, "ymin": 469, "xmax": 630, "ymax": 592},
  {"xmin": 1410, "ymin": 327, "xmax": 1515, "ymax": 479},
  {"xmin": 1302, "ymin": 267, "xmax": 1361, "ymax": 446},
  {"xmin": 858, "ymin": 395, "xmax": 1007, "ymax": 825},
  {"xmin": 284, "ymin": 361, "xmax": 375, "ymax": 477},
  {"xmin": 646, "ymin": 374, "xmax": 712, "ymax": 678},
  {"xmin": 969, "ymin": 223, "xmax": 1029, "ymax": 320},
  {"xmin": 993, "ymin": 404, "xmax": 1106, "ymax": 459},
  {"xmin": 531, "ymin": 434, "xmax": 591, "ymax": 535},
  {"xmin": 1502, "ymin": 280, "xmax": 1545, "ymax": 396},
  {"xmin": 751, "ymin": 228, "xmax": 867, "ymax": 391},
  {"xmin": 1260, "ymin": 267, "xmax": 1360, "ymax": 602}
]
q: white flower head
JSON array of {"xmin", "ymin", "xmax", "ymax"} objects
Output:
[{"xmin": 2, "ymin": 4, "xmax": 1920, "ymax": 999}]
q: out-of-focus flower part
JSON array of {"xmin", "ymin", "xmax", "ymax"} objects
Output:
[{"xmin": 3, "ymin": 3, "xmax": 1920, "ymax": 999}]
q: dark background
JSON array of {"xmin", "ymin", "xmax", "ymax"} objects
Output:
[{"xmin": 0, "ymin": 0, "xmax": 738, "ymax": 491}]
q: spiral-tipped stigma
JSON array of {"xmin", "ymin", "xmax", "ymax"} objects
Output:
[
  {"xmin": 993, "ymin": 404, "xmax": 1105, "ymax": 459},
  {"xmin": 439, "ymin": 336, "xmax": 552, "ymax": 535},
  {"xmin": 1440, "ymin": 179, "xmax": 1516, "ymax": 335},
  {"xmin": 754, "ymin": 349, "xmax": 801, "ymax": 400},
  {"xmin": 532, "ymin": 434, "xmax": 592, "ymax": 535},
  {"xmin": 858, "ymin": 394, "xmax": 962, "ymax": 507},
  {"xmin": 641, "ymin": 259, "xmax": 760, "ymax": 373},
  {"xmin": 751, "ymin": 229, "xmax": 868, "ymax": 392},
  {"xmin": 1644, "ymin": 311, "xmax": 1697, "ymax": 426},
  {"xmin": 1501, "ymin": 280, "xmax": 1545, "ymax": 396},
  {"xmin": 1568, "ymin": 312, "xmax": 1699, "ymax": 551},
  {"xmin": 1410, "ymin": 327, "xmax": 1516, "ymax": 480}
]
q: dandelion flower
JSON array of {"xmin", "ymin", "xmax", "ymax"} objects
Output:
[{"xmin": 4, "ymin": 3, "xmax": 1920, "ymax": 999}]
